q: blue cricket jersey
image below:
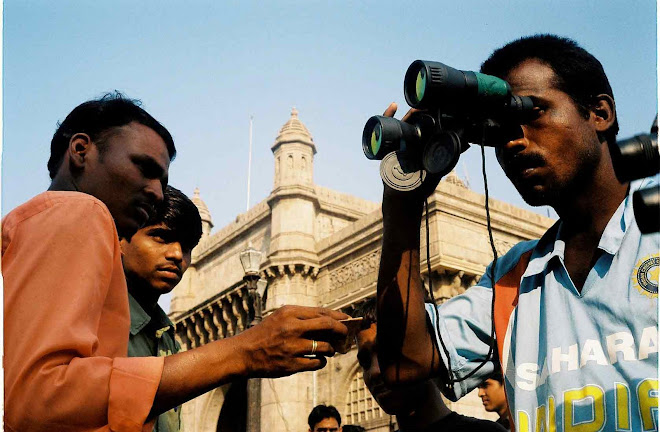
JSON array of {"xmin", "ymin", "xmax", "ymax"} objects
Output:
[{"xmin": 427, "ymin": 176, "xmax": 659, "ymax": 431}]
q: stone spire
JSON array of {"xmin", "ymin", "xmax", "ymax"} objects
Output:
[
  {"xmin": 271, "ymin": 107, "xmax": 315, "ymax": 188},
  {"xmin": 271, "ymin": 107, "xmax": 316, "ymax": 153},
  {"xmin": 192, "ymin": 187, "xmax": 213, "ymax": 237}
]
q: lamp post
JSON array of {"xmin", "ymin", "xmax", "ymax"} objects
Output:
[
  {"xmin": 239, "ymin": 245, "xmax": 266, "ymax": 432},
  {"xmin": 239, "ymin": 245, "xmax": 266, "ymax": 326}
]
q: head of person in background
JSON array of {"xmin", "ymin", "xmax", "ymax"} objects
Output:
[
  {"xmin": 354, "ymin": 298, "xmax": 506, "ymax": 432},
  {"xmin": 478, "ymin": 371, "xmax": 510, "ymax": 430},
  {"xmin": 120, "ymin": 185, "xmax": 202, "ymax": 431},
  {"xmin": 48, "ymin": 92, "xmax": 176, "ymax": 239},
  {"xmin": 120, "ymin": 185, "xmax": 202, "ymax": 309},
  {"xmin": 308, "ymin": 404, "xmax": 342, "ymax": 432}
]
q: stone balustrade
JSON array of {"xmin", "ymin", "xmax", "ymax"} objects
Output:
[{"xmin": 173, "ymin": 285, "xmax": 255, "ymax": 351}]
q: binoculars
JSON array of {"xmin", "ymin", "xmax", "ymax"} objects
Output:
[
  {"xmin": 362, "ymin": 60, "xmax": 534, "ymax": 190},
  {"xmin": 610, "ymin": 117, "xmax": 659, "ymax": 234}
]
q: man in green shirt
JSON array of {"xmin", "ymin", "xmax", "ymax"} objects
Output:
[{"xmin": 121, "ymin": 185, "xmax": 203, "ymax": 431}]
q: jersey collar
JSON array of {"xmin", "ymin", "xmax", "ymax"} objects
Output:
[{"xmin": 521, "ymin": 178, "xmax": 649, "ymax": 278}]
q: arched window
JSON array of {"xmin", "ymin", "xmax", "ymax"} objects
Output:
[{"xmin": 344, "ymin": 369, "xmax": 386, "ymax": 425}]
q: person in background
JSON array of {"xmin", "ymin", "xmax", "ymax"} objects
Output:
[
  {"xmin": 308, "ymin": 404, "xmax": 343, "ymax": 432},
  {"xmin": 354, "ymin": 299, "xmax": 505, "ymax": 432},
  {"xmin": 121, "ymin": 185, "xmax": 202, "ymax": 431},
  {"xmin": 478, "ymin": 371, "xmax": 510, "ymax": 431}
]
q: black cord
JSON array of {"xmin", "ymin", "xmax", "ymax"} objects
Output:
[
  {"xmin": 425, "ymin": 198, "xmax": 455, "ymax": 386},
  {"xmin": 422, "ymin": 138, "xmax": 500, "ymax": 390}
]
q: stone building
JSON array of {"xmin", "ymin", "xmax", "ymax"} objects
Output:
[{"xmin": 169, "ymin": 108, "xmax": 554, "ymax": 431}]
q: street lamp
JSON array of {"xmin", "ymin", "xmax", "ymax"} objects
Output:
[
  {"xmin": 239, "ymin": 245, "xmax": 266, "ymax": 327},
  {"xmin": 239, "ymin": 244, "xmax": 267, "ymax": 432}
]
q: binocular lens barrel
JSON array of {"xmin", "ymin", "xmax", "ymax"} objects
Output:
[
  {"xmin": 362, "ymin": 116, "xmax": 420, "ymax": 160},
  {"xmin": 404, "ymin": 60, "xmax": 513, "ymax": 111},
  {"xmin": 610, "ymin": 133, "xmax": 659, "ymax": 182},
  {"xmin": 633, "ymin": 186, "xmax": 660, "ymax": 234}
]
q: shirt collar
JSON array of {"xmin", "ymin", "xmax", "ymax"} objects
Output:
[
  {"xmin": 597, "ymin": 178, "xmax": 650, "ymax": 255},
  {"xmin": 128, "ymin": 292, "xmax": 174, "ymax": 336},
  {"xmin": 521, "ymin": 178, "xmax": 648, "ymax": 278},
  {"xmin": 522, "ymin": 220, "xmax": 562, "ymax": 277}
]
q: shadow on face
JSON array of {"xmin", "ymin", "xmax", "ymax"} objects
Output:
[
  {"xmin": 356, "ymin": 323, "xmax": 427, "ymax": 415},
  {"xmin": 120, "ymin": 222, "xmax": 192, "ymax": 298}
]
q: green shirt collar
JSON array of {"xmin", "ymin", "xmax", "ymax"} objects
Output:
[{"xmin": 128, "ymin": 292, "xmax": 174, "ymax": 336}]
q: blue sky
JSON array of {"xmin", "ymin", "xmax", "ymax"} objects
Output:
[
  {"xmin": 4, "ymin": 1, "xmax": 657, "ymax": 225},
  {"xmin": 4, "ymin": 1, "xmax": 656, "ymax": 312},
  {"xmin": 2, "ymin": 0, "xmax": 657, "ymax": 308}
]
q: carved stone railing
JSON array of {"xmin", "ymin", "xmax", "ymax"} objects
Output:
[{"xmin": 173, "ymin": 286, "xmax": 255, "ymax": 351}]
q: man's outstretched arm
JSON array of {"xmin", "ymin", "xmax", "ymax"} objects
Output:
[{"xmin": 149, "ymin": 305, "xmax": 348, "ymax": 417}]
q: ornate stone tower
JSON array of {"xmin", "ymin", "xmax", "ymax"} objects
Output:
[
  {"xmin": 272, "ymin": 107, "xmax": 315, "ymax": 189},
  {"xmin": 265, "ymin": 107, "xmax": 319, "ymax": 303},
  {"xmin": 260, "ymin": 108, "xmax": 321, "ymax": 431}
]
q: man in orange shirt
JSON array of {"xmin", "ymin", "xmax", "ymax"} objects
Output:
[{"xmin": 2, "ymin": 93, "xmax": 349, "ymax": 431}]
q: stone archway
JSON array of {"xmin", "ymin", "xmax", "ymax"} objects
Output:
[{"xmin": 193, "ymin": 384, "xmax": 229, "ymax": 432}]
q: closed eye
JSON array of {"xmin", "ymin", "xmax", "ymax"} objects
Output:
[{"xmin": 132, "ymin": 155, "xmax": 166, "ymax": 180}]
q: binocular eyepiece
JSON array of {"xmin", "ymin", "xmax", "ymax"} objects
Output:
[{"xmin": 362, "ymin": 60, "xmax": 535, "ymax": 189}]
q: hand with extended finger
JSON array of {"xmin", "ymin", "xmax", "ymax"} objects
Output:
[{"xmin": 237, "ymin": 305, "xmax": 349, "ymax": 378}]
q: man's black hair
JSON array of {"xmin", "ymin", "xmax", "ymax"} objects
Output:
[
  {"xmin": 145, "ymin": 185, "xmax": 202, "ymax": 251},
  {"xmin": 480, "ymin": 34, "xmax": 619, "ymax": 145},
  {"xmin": 352, "ymin": 297, "xmax": 377, "ymax": 330},
  {"xmin": 352, "ymin": 288, "xmax": 434, "ymax": 330},
  {"xmin": 308, "ymin": 404, "xmax": 342, "ymax": 429},
  {"xmin": 485, "ymin": 369, "xmax": 504, "ymax": 385},
  {"xmin": 48, "ymin": 91, "xmax": 176, "ymax": 179}
]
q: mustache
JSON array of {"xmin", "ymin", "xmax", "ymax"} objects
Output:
[{"xmin": 505, "ymin": 152, "xmax": 546, "ymax": 172}]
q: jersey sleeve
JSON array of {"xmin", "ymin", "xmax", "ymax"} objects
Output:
[
  {"xmin": 425, "ymin": 240, "xmax": 537, "ymax": 401},
  {"xmin": 2, "ymin": 195, "xmax": 164, "ymax": 431}
]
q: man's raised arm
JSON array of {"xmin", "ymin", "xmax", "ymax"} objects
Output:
[{"xmin": 376, "ymin": 103, "xmax": 445, "ymax": 386}]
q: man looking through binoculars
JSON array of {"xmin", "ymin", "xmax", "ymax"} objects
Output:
[{"xmin": 376, "ymin": 35, "xmax": 658, "ymax": 431}]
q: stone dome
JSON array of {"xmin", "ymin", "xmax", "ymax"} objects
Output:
[
  {"xmin": 192, "ymin": 188, "xmax": 213, "ymax": 234},
  {"xmin": 272, "ymin": 107, "xmax": 316, "ymax": 153}
]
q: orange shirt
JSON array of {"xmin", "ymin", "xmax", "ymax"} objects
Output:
[{"xmin": 3, "ymin": 191, "xmax": 164, "ymax": 432}]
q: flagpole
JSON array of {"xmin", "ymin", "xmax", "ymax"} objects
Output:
[{"xmin": 247, "ymin": 115, "xmax": 253, "ymax": 212}]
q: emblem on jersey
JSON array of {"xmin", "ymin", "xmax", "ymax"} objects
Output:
[{"xmin": 632, "ymin": 254, "xmax": 659, "ymax": 298}]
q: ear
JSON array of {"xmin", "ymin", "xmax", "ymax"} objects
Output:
[
  {"xmin": 590, "ymin": 94, "xmax": 616, "ymax": 134},
  {"xmin": 68, "ymin": 133, "xmax": 93, "ymax": 171},
  {"xmin": 119, "ymin": 237, "xmax": 130, "ymax": 258}
]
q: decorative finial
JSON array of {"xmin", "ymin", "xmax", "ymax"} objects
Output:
[
  {"xmin": 291, "ymin": 107, "xmax": 298, "ymax": 118},
  {"xmin": 194, "ymin": 187, "xmax": 200, "ymax": 198}
]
